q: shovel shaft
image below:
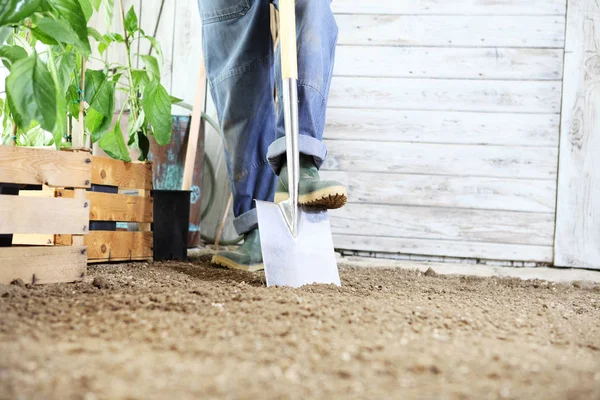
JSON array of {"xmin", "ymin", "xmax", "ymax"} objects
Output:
[{"xmin": 279, "ymin": 0, "xmax": 298, "ymax": 80}]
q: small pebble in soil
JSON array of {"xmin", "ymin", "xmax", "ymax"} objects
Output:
[
  {"xmin": 10, "ymin": 278, "xmax": 26, "ymax": 287},
  {"xmin": 424, "ymin": 267, "xmax": 438, "ymax": 277},
  {"xmin": 92, "ymin": 277, "xmax": 110, "ymax": 289}
]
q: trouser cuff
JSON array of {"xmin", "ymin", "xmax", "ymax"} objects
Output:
[
  {"xmin": 233, "ymin": 208, "xmax": 258, "ymax": 236},
  {"xmin": 266, "ymin": 135, "xmax": 327, "ymax": 175}
]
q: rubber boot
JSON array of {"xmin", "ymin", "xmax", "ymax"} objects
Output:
[
  {"xmin": 274, "ymin": 155, "xmax": 347, "ymax": 209},
  {"xmin": 211, "ymin": 229, "xmax": 263, "ymax": 272}
]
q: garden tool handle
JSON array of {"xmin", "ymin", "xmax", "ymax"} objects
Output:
[{"xmin": 279, "ymin": 0, "xmax": 300, "ymax": 237}]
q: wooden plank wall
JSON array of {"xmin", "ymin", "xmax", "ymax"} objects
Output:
[
  {"xmin": 323, "ymin": 0, "xmax": 566, "ymax": 262},
  {"xmin": 554, "ymin": 0, "xmax": 600, "ymax": 270}
]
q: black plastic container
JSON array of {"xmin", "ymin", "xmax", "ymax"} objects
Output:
[
  {"xmin": 89, "ymin": 184, "xmax": 118, "ymax": 231},
  {"xmin": 0, "ymin": 183, "xmax": 20, "ymax": 247},
  {"xmin": 152, "ymin": 190, "xmax": 191, "ymax": 261}
]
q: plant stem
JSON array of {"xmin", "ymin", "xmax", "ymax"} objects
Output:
[
  {"xmin": 74, "ymin": 58, "xmax": 86, "ymax": 149},
  {"xmin": 118, "ymin": 0, "xmax": 139, "ymax": 122}
]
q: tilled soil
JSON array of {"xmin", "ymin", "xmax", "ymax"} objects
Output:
[{"xmin": 1, "ymin": 255, "xmax": 599, "ymax": 400}]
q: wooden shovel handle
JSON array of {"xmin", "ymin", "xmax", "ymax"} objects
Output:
[{"xmin": 279, "ymin": 0, "xmax": 297, "ymax": 80}]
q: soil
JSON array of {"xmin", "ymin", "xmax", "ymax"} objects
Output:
[{"xmin": 1, "ymin": 255, "xmax": 599, "ymax": 400}]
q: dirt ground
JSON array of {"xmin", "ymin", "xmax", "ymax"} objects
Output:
[{"xmin": 1, "ymin": 255, "xmax": 599, "ymax": 400}]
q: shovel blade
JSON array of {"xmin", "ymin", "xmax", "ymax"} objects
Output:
[{"xmin": 256, "ymin": 200, "xmax": 341, "ymax": 288}]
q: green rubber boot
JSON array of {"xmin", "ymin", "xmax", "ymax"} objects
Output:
[
  {"xmin": 275, "ymin": 155, "xmax": 347, "ymax": 209},
  {"xmin": 211, "ymin": 229, "xmax": 263, "ymax": 272}
]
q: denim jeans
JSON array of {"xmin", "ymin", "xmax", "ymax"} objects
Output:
[{"xmin": 197, "ymin": 0, "xmax": 338, "ymax": 235}]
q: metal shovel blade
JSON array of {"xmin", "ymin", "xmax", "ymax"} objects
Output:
[{"xmin": 256, "ymin": 200, "xmax": 341, "ymax": 288}]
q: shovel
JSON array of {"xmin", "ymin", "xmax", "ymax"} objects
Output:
[{"xmin": 255, "ymin": 0, "xmax": 341, "ymax": 288}]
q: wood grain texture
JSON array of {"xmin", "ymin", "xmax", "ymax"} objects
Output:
[
  {"xmin": 322, "ymin": 171, "xmax": 557, "ymax": 213},
  {"xmin": 0, "ymin": 246, "xmax": 87, "ymax": 285},
  {"xmin": 554, "ymin": 0, "xmax": 600, "ymax": 269},
  {"xmin": 336, "ymin": 15, "xmax": 565, "ymax": 48},
  {"xmin": 329, "ymin": 77, "xmax": 562, "ymax": 113},
  {"xmin": 56, "ymin": 190, "xmax": 153, "ymax": 223},
  {"xmin": 91, "ymin": 156, "xmax": 152, "ymax": 189},
  {"xmin": 330, "ymin": 204, "xmax": 555, "ymax": 246},
  {"xmin": 334, "ymin": 46, "xmax": 563, "ymax": 80},
  {"xmin": 11, "ymin": 188, "xmax": 56, "ymax": 245},
  {"xmin": 0, "ymin": 147, "xmax": 92, "ymax": 188},
  {"xmin": 333, "ymin": 235, "xmax": 553, "ymax": 263},
  {"xmin": 0, "ymin": 196, "xmax": 89, "ymax": 234},
  {"xmin": 84, "ymin": 231, "xmax": 153, "ymax": 261},
  {"xmin": 331, "ymin": 0, "xmax": 566, "ymax": 15},
  {"xmin": 324, "ymin": 109, "xmax": 559, "ymax": 147},
  {"xmin": 322, "ymin": 140, "xmax": 558, "ymax": 179}
]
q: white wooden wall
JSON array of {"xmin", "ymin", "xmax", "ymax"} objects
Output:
[{"xmin": 321, "ymin": 0, "xmax": 566, "ymax": 263}]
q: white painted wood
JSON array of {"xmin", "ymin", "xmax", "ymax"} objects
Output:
[
  {"xmin": 321, "ymin": 171, "xmax": 557, "ymax": 213},
  {"xmin": 331, "ymin": 0, "xmax": 566, "ymax": 16},
  {"xmin": 324, "ymin": 109, "xmax": 559, "ymax": 147},
  {"xmin": 554, "ymin": 0, "xmax": 600, "ymax": 269},
  {"xmin": 333, "ymin": 235, "xmax": 553, "ymax": 263},
  {"xmin": 171, "ymin": 0, "xmax": 203, "ymax": 105},
  {"xmin": 329, "ymin": 77, "xmax": 562, "ymax": 113},
  {"xmin": 322, "ymin": 140, "xmax": 558, "ymax": 179},
  {"xmin": 329, "ymin": 204, "xmax": 555, "ymax": 245},
  {"xmin": 334, "ymin": 46, "xmax": 563, "ymax": 80},
  {"xmin": 336, "ymin": 15, "xmax": 565, "ymax": 48}
]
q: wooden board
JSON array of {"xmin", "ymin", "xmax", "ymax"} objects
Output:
[
  {"xmin": 11, "ymin": 188, "xmax": 57, "ymax": 245},
  {"xmin": 554, "ymin": 0, "xmax": 600, "ymax": 269},
  {"xmin": 57, "ymin": 231, "xmax": 153, "ymax": 261},
  {"xmin": 57, "ymin": 190, "xmax": 153, "ymax": 223},
  {"xmin": 324, "ymin": 109, "xmax": 559, "ymax": 147},
  {"xmin": 336, "ymin": 15, "xmax": 565, "ymax": 48},
  {"xmin": 322, "ymin": 140, "xmax": 558, "ymax": 179},
  {"xmin": 334, "ymin": 47, "xmax": 563, "ymax": 80},
  {"xmin": 329, "ymin": 77, "xmax": 561, "ymax": 113},
  {"xmin": 333, "ymin": 235, "xmax": 553, "ymax": 263},
  {"xmin": 331, "ymin": 0, "xmax": 566, "ymax": 15},
  {"xmin": 322, "ymin": 171, "xmax": 557, "ymax": 213},
  {"xmin": 0, "ymin": 195, "xmax": 89, "ymax": 234},
  {"xmin": 0, "ymin": 147, "xmax": 91, "ymax": 188},
  {"xmin": 91, "ymin": 156, "xmax": 152, "ymax": 189},
  {"xmin": 329, "ymin": 204, "xmax": 555, "ymax": 246},
  {"xmin": 0, "ymin": 246, "xmax": 87, "ymax": 285}
]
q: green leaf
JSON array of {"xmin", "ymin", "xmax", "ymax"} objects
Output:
[
  {"xmin": 46, "ymin": 47, "xmax": 67, "ymax": 148},
  {"xmin": 84, "ymin": 69, "xmax": 114, "ymax": 118},
  {"xmin": 30, "ymin": 26, "xmax": 59, "ymax": 45},
  {"xmin": 0, "ymin": 45, "xmax": 27, "ymax": 70},
  {"xmin": 140, "ymin": 54, "xmax": 159, "ymax": 79},
  {"xmin": 144, "ymin": 35, "xmax": 162, "ymax": 60},
  {"xmin": 0, "ymin": 0, "xmax": 42, "ymax": 26},
  {"xmin": 142, "ymin": 80, "xmax": 171, "ymax": 146},
  {"xmin": 86, "ymin": 107, "xmax": 111, "ymax": 141},
  {"xmin": 66, "ymin": 84, "xmax": 81, "ymax": 116},
  {"xmin": 127, "ymin": 110, "xmax": 148, "ymax": 161},
  {"xmin": 127, "ymin": 109, "xmax": 145, "ymax": 137},
  {"xmin": 6, "ymin": 53, "xmax": 57, "ymax": 132},
  {"xmin": 124, "ymin": 5, "xmax": 137, "ymax": 35},
  {"xmin": 35, "ymin": 17, "xmax": 88, "ymax": 53},
  {"xmin": 103, "ymin": 0, "xmax": 114, "ymax": 29},
  {"xmin": 90, "ymin": 0, "xmax": 100, "ymax": 11},
  {"xmin": 0, "ymin": 27, "xmax": 11, "ymax": 45},
  {"xmin": 131, "ymin": 69, "xmax": 149, "ymax": 92},
  {"xmin": 46, "ymin": 0, "xmax": 91, "ymax": 55},
  {"xmin": 87, "ymin": 26, "xmax": 103, "ymax": 42},
  {"xmin": 97, "ymin": 41, "xmax": 108, "ymax": 55},
  {"xmin": 170, "ymin": 95, "xmax": 183, "ymax": 104},
  {"xmin": 98, "ymin": 117, "xmax": 131, "ymax": 161},
  {"xmin": 105, "ymin": 32, "xmax": 123, "ymax": 42},
  {"xmin": 55, "ymin": 50, "xmax": 75, "ymax": 94},
  {"xmin": 77, "ymin": 0, "xmax": 92, "ymax": 22}
]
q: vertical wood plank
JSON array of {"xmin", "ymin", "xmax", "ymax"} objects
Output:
[{"xmin": 554, "ymin": 0, "xmax": 600, "ymax": 269}]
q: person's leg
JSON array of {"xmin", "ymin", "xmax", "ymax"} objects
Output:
[
  {"xmin": 269, "ymin": 0, "xmax": 347, "ymax": 208},
  {"xmin": 198, "ymin": 0, "xmax": 275, "ymax": 270}
]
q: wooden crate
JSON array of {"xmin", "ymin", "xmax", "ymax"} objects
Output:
[
  {"xmin": 56, "ymin": 156, "xmax": 154, "ymax": 263},
  {"xmin": 0, "ymin": 146, "xmax": 91, "ymax": 285}
]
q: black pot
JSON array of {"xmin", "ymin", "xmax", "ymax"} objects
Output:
[
  {"xmin": 152, "ymin": 190, "xmax": 191, "ymax": 261},
  {"xmin": 0, "ymin": 183, "xmax": 20, "ymax": 247}
]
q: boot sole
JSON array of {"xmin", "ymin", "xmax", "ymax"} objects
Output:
[
  {"xmin": 211, "ymin": 254, "xmax": 264, "ymax": 272},
  {"xmin": 274, "ymin": 185, "xmax": 348, "ymax": 209}
]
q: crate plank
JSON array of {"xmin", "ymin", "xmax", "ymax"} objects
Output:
[
  {"xmin": 0, "ymin": 195, "xmax": 89, "ymax": 234},
  {"xmin": 0, "ymin": 246, "xmax": 87, "ymax": 285},
  {"xmin": 91, "ymin": 156, "xmax": 152, "ymax": 190},
  {"xmin": 0, "ymin": 147, "xmax": 91, "ymax": 188},
  {"xmin": 11, "ymin": 188, "xmax": 56, "ymax": 245},
  {"xmin": 57, "ymin": 190, "xmax": 154, "ymax": 223},
  {"xmin": 57, "ymin": 231, "xmax": 153, "ymax": 261}
]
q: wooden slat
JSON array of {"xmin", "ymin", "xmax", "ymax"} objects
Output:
[
  {"xmin": 334, "ymin": 46, "xmax": 563, "ymax": 80},
  {"xmin": 322, "ymin": 171, "xmax": 557, "ymax": 213},
  {"xmin": 333, "ymin": 235, "xmax": 553, "ymax": 263},
  {"xmin": 324, "ymin": 109, "xmax": 559, "ymax": 147},
  {"xmin": 331, "ymin": 0, "xmax": 566, "ymax": 15},
  {"xmin": 554, "ymin": 0, "xmax": 600, "ymax": 269},
  {"xmin": 336, "ymin": 15, "xmax": 565, "ymax": 48},
  {"xmin": 11, "ymin": 188, "xmax": 56, "ymax": 245},
  {"xmin": 0, "ymin": 196, "xmax": 89, "ymax": 234},
  {"xmin": 57, "ymin": 231, "xmax": 153, "ymax": 261},
  {"xmin": 0, "ymin": 246, "xmax": 87, "ymax": 285},
  {"xmin": 0, "ymin": 147, "xmax": 91, "ymax": 188},
  {"xmin": 57, "ymin": 190, "xmax": 153, "ymax": 223},
  {"xmin": 329, "ymin": 204, "xmax": 555, "ymax": 246},
  {"xmin": 329, "ymin": 77, "xmax": 561, "ymax": 113},
  {"xmin": 322, "ymin": 140, "xmax": 558, "ymax": 179},
  {"xmin": 87, "ymin": 256, "xmax": 152, "ymax": 264},
  {"xmin": 91, "ymin": 156, "xmax": 152, "ymax": 189}
]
